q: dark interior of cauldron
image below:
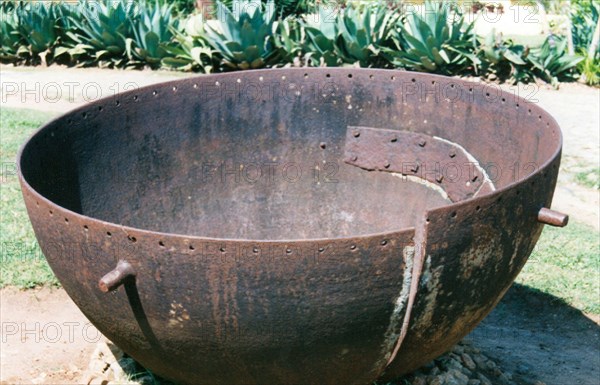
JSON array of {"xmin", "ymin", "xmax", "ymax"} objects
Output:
[{"xmin": 20, "ymin": 70, "xmax": 559, "ymax": 240}]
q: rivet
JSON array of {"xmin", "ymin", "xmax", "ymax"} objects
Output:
[
  {"xmin": 436, "ymin": 175, "xmax": 444, "ymax": 183},
  {"xmin": 411, "ymin": 164, "xmax": 419, "ymax": 173},
  {"xmin": 472, "ymin": 175, "xmax": 478, "ymax": 182},
  {"xmin": 384, "ymin": 161, "xmax": 391, "ymax": 169},
  {"xmin": 351, "ymin": 155, "xmax": 358, "ymax": 162},
  {"xmin": 418, "ymin": 139, "xmax": 426, "ymax": 147},
  {"xmin": 353, "ymin": 131, "xmax": 360, "ymax": 138},
  {"xmin": 449, "ymin": 150, "xmax": 456, "ymax": 158}
]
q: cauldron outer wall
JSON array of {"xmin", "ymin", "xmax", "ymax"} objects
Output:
[{"xmin": 18, "ymin": 69, "xmax": 561, "ymax": 385}]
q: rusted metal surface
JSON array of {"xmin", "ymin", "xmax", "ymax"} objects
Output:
[
  {"xmin": 344, "ymin": 126, "xmax": 493, "ymax": 202},
  {"xmin": 18, "ymin": 68, "xmax": 565, "ymax": 385},
  {"xmin": 99, "ymin": 260, "xmax": 136, "ymax": 292},
  {"xmin": 538, "ymin": 207, "xmax": 569, "ymax": 227}
]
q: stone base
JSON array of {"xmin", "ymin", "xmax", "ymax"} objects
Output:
[{"xmin": 80, "ymin": 339, "xmax": 545, "ymax": 385}]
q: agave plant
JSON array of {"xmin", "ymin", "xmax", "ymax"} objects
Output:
[
  {"xmin": 12, "ymin": 1, "xmax": 61, "ymax": 65},
  {"xmin": 53, "ymin": 2, "xmax": 94, "ymax": 65},
  {"xmin": 528, "ymin": 35, "xmax": 584, "ymax": 88},
  {"xmin": 68, "ymin": 0, "xmax": 137, "ymax": 68},
  {"xmin": 336, "ymin": 5, "xmax": 398, "ymax": 67},
  {"xmin": 162, "ymin": 15, "xmax": 216, "ymax": 72},
  {"xmin": 126, "ymin": 0, "xmax": 179, "ymax": 68},
  {"xmin": 0, "ymin": 2, "xmax": 25, "ymax": 63},
  {"xmin": 571, "ymin": 0, "xmax": 599, "ymax": 53},
  {"xmin": 301, "ymin": 7, "xmax": 342, "ymax": 66},
  {"xmin": 165, "ymin": 0, "xmax": 198, "ymax": 15},
  {"xmin": 274, "ymin": 0, "xmax": 317, "ymax": 17},
  {"xmin": 203, "ymin": 0, "xmax": 281, "ymax": 70},
  {"xmin": 478, "ymin": 29, "xmax": 533, "ymax": 83},
  {"xmin": 219, "ymin": 0, "xmax": 318, "ymax": 18},
  {"xmin": 384, "ymin": 0, "xmax": 480, "ymax": 75},
  {"xmin": 273, "ymin": 16, "xmax": 303, "ymax": 66},
  {"xmin": 162, "ymin": 33, "xmax": 215, "ymax": 72}
]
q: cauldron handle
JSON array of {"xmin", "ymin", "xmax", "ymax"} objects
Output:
[
  {"xmin": 98, "ymin": 260, "xmax": 136, "ymax": 292},
  {"xmin": 537, "ymin": 208, "xmax": 569, "ymax": 227}
]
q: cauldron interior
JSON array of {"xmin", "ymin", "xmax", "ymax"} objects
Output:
[
  {"xmin": 20, "ymin": 88, "xmax": 459, "ymax": 240},
  {"xmin": 23, "ymin": 128, "xmax": 451, "ymax": 239}
]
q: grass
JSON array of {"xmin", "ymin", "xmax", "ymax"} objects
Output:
[
  {"xmin": 0, "ymin": 107, "xmax": 599, "ymax": 317},
  {"xmin": 517, "ymin": 221, "xmax": 600, "ymax": 314},
  {"xmin": 0, "ymin": 107, "xmax": 59, "ymax": 288},
  {"xmin": 574, "ymin": 167, "xmax": 600, "ymax": 189}
]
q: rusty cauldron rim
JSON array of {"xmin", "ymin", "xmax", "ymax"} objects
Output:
[{"xmin": 17, "ymin": 68, "xmax": 563, "ymax": 245}]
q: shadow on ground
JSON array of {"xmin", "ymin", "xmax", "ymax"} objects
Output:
[{"xmin": 467, "ymin": 283, "xmax": 600, "ymax": 385}]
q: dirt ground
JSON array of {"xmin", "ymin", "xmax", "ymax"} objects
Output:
[
  {"xmin": 1, "ymin": 66, "xmax": 598, "ymax": 384},
  {"xmin": 468, "ymin": 284, "xmax": 600, "ymax": 385},
  {"xmin": 0, "ymin": 287, "xmax": 99, "ymax": 384}
]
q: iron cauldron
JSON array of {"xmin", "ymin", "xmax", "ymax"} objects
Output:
[{"xmin": 18, "ymin": 69, "xmax": 568, "ymax": 385}]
